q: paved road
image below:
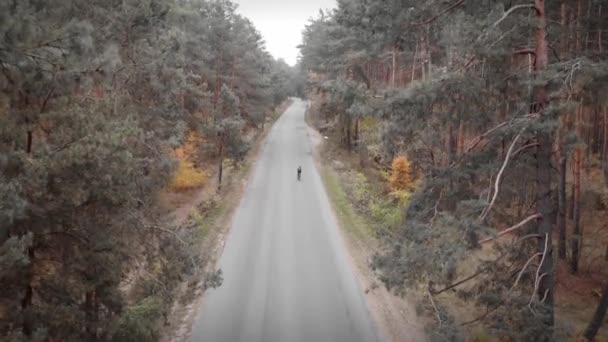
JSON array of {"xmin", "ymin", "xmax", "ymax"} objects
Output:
[{"xmin": 190, "ymin": 99, "xmax": 379, "ymax": 342}]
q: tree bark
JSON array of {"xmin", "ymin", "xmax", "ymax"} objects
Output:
[
  {"xmin": 561, "ymin": 0, "xmax": 570, "ymax": 58},
  {"xmin": 346, "ymin": 116, "xmax": 352, "ymax": 152},
  {"xmin": 21, "ymin": 246, "xmax": 35, "ymax": 337},
  {"xmin": 425, "ymin": 29, "xmax": 432, "ymax": 79},
  {"xmin": 411, "ymin": 41, "xmax": 418, "ymax": 83},
  {"xmin": 457, "ymin": 120, "xmax": 464, "ymax": 157},
  {"xmin": 603, "ymin": 107, "xmax": 608, "ymax": 185},
  {"xmin": 570, "ymin": 148, "xmax": 582, "ymax": 273},
  {"xmin": 599, "ymin": 4, "xmax": 603, "ymax": 54},
  {"xmin": 391, "ymin": 44, "xmax": 397, "ymax": 87},
  {"xmin": 354, "ymin": 117, "xmax": 359, "ymax": 148},
  {"xmin": 575, "ymin": 0, "xmax": 584, "ymax": 53},
  {"xmin": 583, "ymin": 283, "xmax": 608, "ymax": 341},
  {"xmin": 26, "ymin": 130, "xmax": 32, "ymax": 154},
  {"xmin": 558, "ymin": 154, "xmax": 568, "ymax": 259},
  {"xmin": 571, "ymin": 104, "xmax": 583, "ymax": 274},
  {"xmin": 447, "ymin": 123, "xmax": 456, "ymax": 165},
  {"xmin": 533, "ymin": 0, "xmax": 555, "ymax": 329},
  {"xmin": 217, "ymin": 138, "xmax": 223, "ymax": 192}
]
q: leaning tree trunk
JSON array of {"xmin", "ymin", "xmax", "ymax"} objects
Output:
[
  {"xmin": 533, "ymin": 0, "xmax": 555, "ymax": 329},
  {"xmin": 583, "ymin": 283, "xmax": 608, "ymax": 341}
]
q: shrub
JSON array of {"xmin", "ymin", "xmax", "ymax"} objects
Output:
[
  {"xmin": 389, "ymin": 156, "xmax": 413, "ymax": 191},
  {"xmin": 171, "ymin": 133, "xmax": 209, "ymax": 191},
  {"xmin": 170, "ymin": 147, "xmax": 208, "ymax": 191},
  {"xmin": 111, "ymin": 297, "xmax": 162, "ymax": 342}
]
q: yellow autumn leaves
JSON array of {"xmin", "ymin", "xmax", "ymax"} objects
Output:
[{"xmin": 170, "ymin": 132, "xmax": 208, "ymax": 191}]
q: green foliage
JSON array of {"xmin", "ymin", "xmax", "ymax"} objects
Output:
[
  {"xmin": 339, "ymin": 170, "xmax": 403, "ymax": 239},
  {"xmin": 0, "ymin": 0, "xmax": 299, "ymax": 340},
  {"xmin": 299, "ymin": 0, "xmax": 608, "ymax": 338},
  {"xmin": 111, "ymin": 297, "xmax": 162, "ymax": 342}
]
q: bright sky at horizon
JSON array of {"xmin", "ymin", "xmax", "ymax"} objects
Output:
[{"xmin": 234, "ymin": 0, "xmax": 337, "ymax": 66}]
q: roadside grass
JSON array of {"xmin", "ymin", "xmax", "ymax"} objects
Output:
[
  {"xmin": 317, "ymin": 146, "xmax": 405, "ymax": 245},
  {"xmin": 319, "ymin": 164, "xmax": 375, "ymax": 242}
]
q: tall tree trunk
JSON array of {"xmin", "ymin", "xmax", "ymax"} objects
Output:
[
  {"xmin": 583, "ymin": 283, "xmax": 608, "ymax": 341},
  {"xmin": 213, "ymin": 51, "xmax": 223, "ymax": 109},
  {"xmin": 391, "ymin": 44, "xmax": 397, "ymax": 87},
  {"xmin": 425, "ymin": 29, "xmax": 432, "ymax": 79},
  {"xmin": 84, "ymin": 289, "xmax": 98, "ymax": 337},
  {"xmin": 346, "ymin": 116, "xmax": 352, "ymax": 152},
  {"xmin": 558, "ymin": 153, "xmax": 568, "ymax": 259},
  {"xmin": 593, "ymin": 105, "xmax": 601, "ymax": 154},
  {"xmin": 420, "ymin": 36, "xmax": 427, "ymax": 81},
  {"xmin": 26, "ymin": 130, "xmax": 32, "ymax": 154},
  {"xmin": 354, "ymin": 117, "xmax": 359, "ymax": 148},
  {"xmin": 570, "ymin": 181, "xmax": 575, "ymax": 219},
  {"xmin": 570, "ymin": 148, "xmax": 582, "ymax": 273},
  {"xmin": 21, "ymin": 246, "xmax": 35, "ymax": 337},
  {"xmin": 411, "ymin": 41, "xmax": 418, "ymax": 83},
  {"xmin": 599, "ymin": 4, "xmax": 603, "ymax": 54},
  {"xmin": 575, "ymin": 0, "xmax": 584, "ymax": 53},
  {"xmin": 447, "ymin": 123, "xmax": 456, "ymax": 165},
  {"xmin": 571, "ymin": 105, "xmax": 583, "ymax": 274},
  {"xmin": 561, "ymin": 0, "xmax": 570, "ymax": 57},
  {"xmin": 217, "ymin": 138, "xmax": 224, "ymax": 192},
  {"xmin": 457, "ymin": 120, "xmax": 464, "ymax": 157},
  {"xmin": 603, "ymin": 107, "xmax": 608, "ymax": 185},
  {"xmin": 533, "ymin": 0, "xmax": 555, "ymax": 329}
]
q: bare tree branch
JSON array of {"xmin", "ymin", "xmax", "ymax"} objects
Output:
[
  {"xmin": 451, "ymin": 122, "xmax": 507, "ymax": 167},
  {"xmin": 431, "ymin": 268, "xmax": 485, "ymax": 295},
  {"xmin": 428, "ymin": 190, "xmax": 443, "ymax": 229},
  {"xmin": 479, "ymin": 130, "xmax": 524, "ymax": 221},
  {"xmin": 528, "ymin": 233, "xmax": 550, "ymax": 311},
  {"xmin": 427, "ymin": 286, "xmax": 444, "ymax": 326},
  {"xmin": 147, "ymin": 224, "xmax": 198, "ymax": 271},
  {"xmin": 479, "ymin": 213, "xmax": 542, "ymax": 244},
  {"xmin": 512, "ymin": 142, "xmax": 539, "ymax": 157},
  {"xmin": 511, "ymin": 252, "xmax": 542, "ymax": 291},
  {"xmin": 493, "ymin": 4, "xmax": 537, "ymax": 27}
]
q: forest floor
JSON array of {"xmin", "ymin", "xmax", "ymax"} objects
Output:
[
  {"xmin": 155, "ymin": 99, "xmax": 293, "ymax": 342},
  {"xmin": 305, "ymin": 104, "xmax": 427, "ymax": 342}
]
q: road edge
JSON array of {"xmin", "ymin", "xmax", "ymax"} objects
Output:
[
  {"xmin": 304, "ymin": 104, "xmax": 427, "ymax": 342},
  {"xmin": 163, "ymin": 98, "xmax": 294, "ymax": 342}
]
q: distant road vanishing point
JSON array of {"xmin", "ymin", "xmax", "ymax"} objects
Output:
[{"xmin": 189, "ymin": 99, "xmax": 380, "ymax": 342}]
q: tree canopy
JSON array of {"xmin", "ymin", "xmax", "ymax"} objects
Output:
[
  {"xmin": 299, "ymin": 0, "xmax": 608, "ymax": 340},
  {"xmin": 0, "ymin": 0, "xmax": 298, "ymax": 340}
]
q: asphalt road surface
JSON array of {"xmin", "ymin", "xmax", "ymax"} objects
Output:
[{"xmin": 190, "ymin": 99, "xmax": 379, "ymax": 342}]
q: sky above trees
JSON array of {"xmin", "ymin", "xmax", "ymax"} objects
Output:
[{"xmin": 234, "ymin": 0, "xmax": 336, "ymax": 65}]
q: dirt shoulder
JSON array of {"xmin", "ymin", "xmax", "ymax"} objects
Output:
[{"xmin": 306, "ymin": 108, "xmax": 427, "ymax": 342}]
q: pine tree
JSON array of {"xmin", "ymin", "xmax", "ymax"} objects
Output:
[
  {"xmin": 299, "ymin": 0, "xmax": 608, "ymax": 339},
  {"xmin": 1, "ymin": 0, "xmax": 296, "ymax": 339}
]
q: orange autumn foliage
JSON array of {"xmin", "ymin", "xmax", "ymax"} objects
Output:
[
  {"xmin": 171, "ymin": 131, "xmax": 208, "ymax": 191},
  {"xmin": 389, "ymin": 156, "xmax": 413, "ymax": 191}
]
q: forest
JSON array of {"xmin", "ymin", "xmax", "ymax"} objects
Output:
[
  {"xmin": 0, "ymin": 0, "xmax": 301, "ymax": 340},
  {"xmin": 299, "ymin": 0, "xmax": 608, "ymax": 340}
]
